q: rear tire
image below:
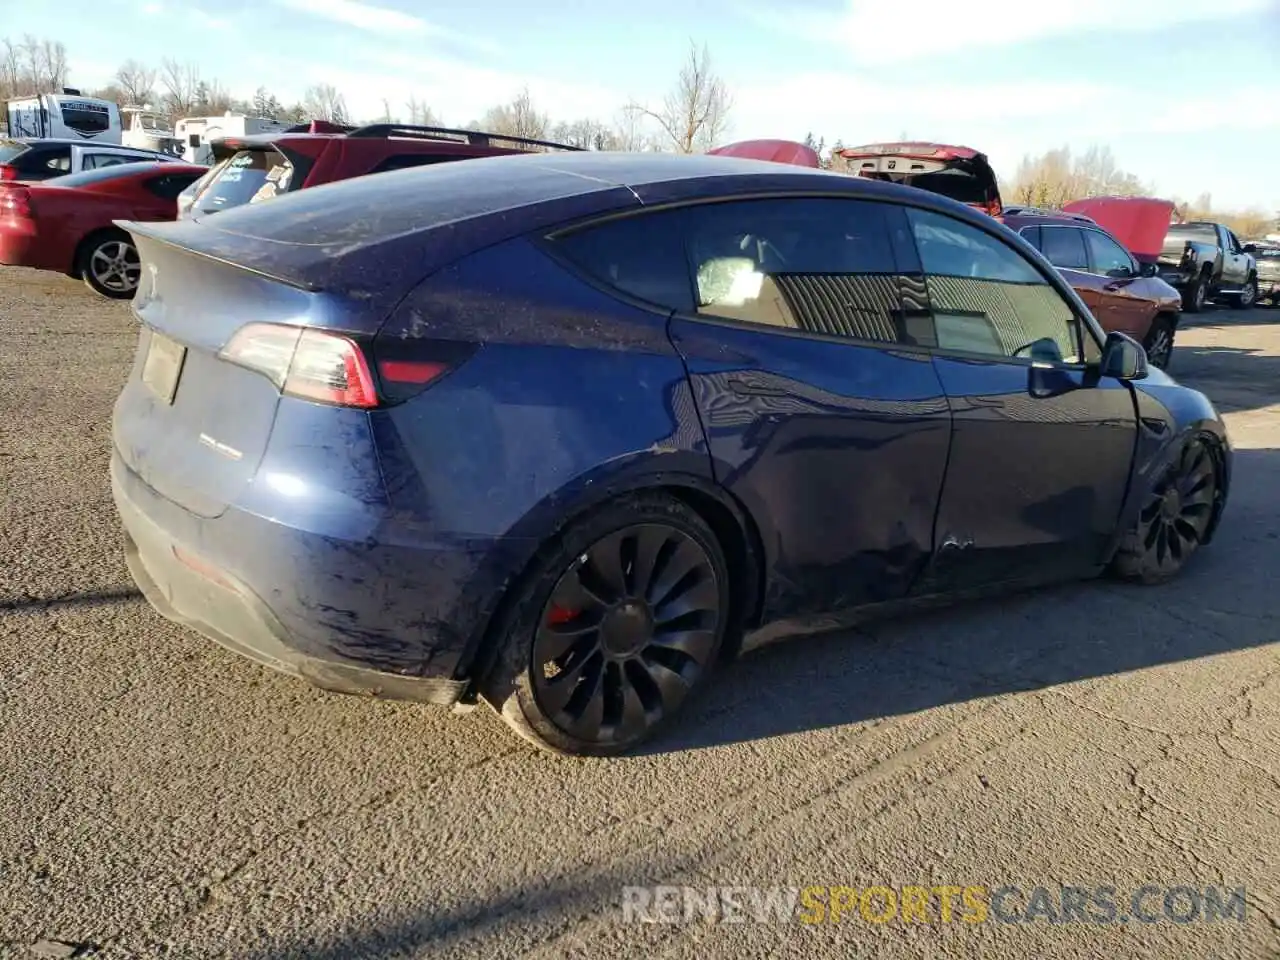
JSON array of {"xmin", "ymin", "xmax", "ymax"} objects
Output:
[
  {"xmin": 1182, "ymin": 270, "xmax": 1210, "ymax": 313},
  {"xmin": 1109, "ymin": 437, "xmax": 1218, "ymax": 585},
  {"xmin": 1142, "ymin": 315, "xmax": 1177, "ymax": 371},
  {"xmin": 78, "ymin": 229, "xmax": 141, "ymax": 300},
  {"xmin": 480, "ymin": 492, "xmax": 731, "ymax": 756},
  {"xmin": 1229, "ymin": 276, "xmax": 1257, "ymax": 310}
]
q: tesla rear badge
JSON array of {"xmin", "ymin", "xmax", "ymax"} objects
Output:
[{"xmin": 199, "ymin": 433, "xmax": 243, "ymax": 461}]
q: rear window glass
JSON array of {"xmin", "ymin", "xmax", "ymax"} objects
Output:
[
  {"xmin": 196, "ymin": 148, "xmax": 294, "ymax": 214},
  {"xmin": 45, "ymin": 164, "xmax": 165, "ymax": 188},
  {"xmin": 891, "ymin": 169, "xmax": 989, "ymax": 204},
  {"xmin": 0, "ymin": 139, "xmax": 30, "ymax": 165},
  {"xmin": 1167, "ymin": 224, "xmax": 1217, "ymax": 243}
]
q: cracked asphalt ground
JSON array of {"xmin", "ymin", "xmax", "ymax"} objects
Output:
[{"xmin": 1, "ymin": 267, "xmax": 1278, "ymax": 960}]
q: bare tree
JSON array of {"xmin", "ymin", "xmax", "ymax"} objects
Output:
[
  {"xmin": 0, "ymin": 35, "xmax": 68, "ymax": 99},
  {"xmin": 404, "ymin": 95, "xmax": 440, "ymax": 126},
  {"xmin": 610, "ymin": 104, "xmax": 653, "ymax": 151},
  {"xmin": 550, "ymin": 117, "xmax": 618, "ymax": 150},
  {"xmin": 159, "ymin": 58, "xmax": 200, "ymax": 121},
  {"xmin": 480, "ymin": 88, "xmax": 549, "ymax": 141},
  {"xmin": 114, "ymin": 59, "xmax": 157, "ymax": 107},
  {"xmin": 303, "ymin": 84, "xmax": 348, "ymax": 123},
  {"xmin": 1007, "ymin": 145, "xmax": 1150, "ymax": 209},
  {"xmin": 631, "ymin": 41, "xmax": 732, "ymax": 153}
]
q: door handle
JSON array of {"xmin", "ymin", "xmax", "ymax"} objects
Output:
[{"xmin": 727, "ymin": 377, "xmax": 787, "ymax": 398}]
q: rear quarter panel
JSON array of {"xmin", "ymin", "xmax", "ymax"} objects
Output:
[{"xmin": 371, "ymin": 236, "xmax": 717, "ymax": 673}]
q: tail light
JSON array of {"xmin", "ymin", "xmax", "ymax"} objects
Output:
[
  {"xmin": 0, "ymin": 187, "xmax": 32, "ymax": 219},
  {"xmin": 218, "ymin": 323, "xmax": 460, "ymax": 408},
  {"xmin": 0, "ymin": 165, "xmax": 17, "ymax": 181},
  {"xmin": 220, "ymin": 323, "xmax": 379, "ymax": 408}
]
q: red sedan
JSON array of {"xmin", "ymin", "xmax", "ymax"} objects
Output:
[{"xmin": 0, "ymin": 161, "xmax": 207, "ymax": 298}]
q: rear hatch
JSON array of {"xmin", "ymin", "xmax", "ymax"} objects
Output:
[
  {"xmin": 112, "ymin": 232, "xmax": 336, "ymax": 518},
  {"xmin": 837, "ymin": 142, "xmax": 1002, "ymax": 215}
]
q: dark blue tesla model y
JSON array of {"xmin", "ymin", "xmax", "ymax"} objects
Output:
[{"xmin": 112, "ymin": 152, "xmax": 1231, "ymax": 755}]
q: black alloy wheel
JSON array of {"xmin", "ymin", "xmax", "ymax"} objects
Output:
[
  {"xmin": 1143, "ymin": 316, "xmax": 1176, "ymax": 370},
  {"xmin": 483, "ymin": 494, "xmax": 730, "ymax": 755},
  {"xmin": 1111, "ymin": 439, "xmax": 1218, "ymax": 584}
]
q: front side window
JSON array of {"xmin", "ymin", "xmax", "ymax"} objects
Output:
[
  {"xmin": 83, "ymin": 154, "xmax": 138, "ymax": 171},
  {"xmin": 907, "ymin": 207, "xmax": 1082, "ymax": 363},
  {"xmin": 1040, "ymin": 226, "xmax": 1089, "ymax": 271},
  {"xmin": 1084, "ymin": 230, "xmax": 1135, "ymax": 277}
]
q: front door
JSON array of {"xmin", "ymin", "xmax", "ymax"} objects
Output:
[
  {"xmin": 1082, "ymin": 227, "xmax": 1159, "ymax": 340},
  {"xmin": 664, "ymin": 197, "xmax": 954, "ymax": 625},
  {"xmin": 904, "ymin": 207, "xmax": 1139, "ymax": 591}
]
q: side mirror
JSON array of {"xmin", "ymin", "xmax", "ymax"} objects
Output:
[
  {"xmin": 1243, "ymin": 243, "xmax": 1258, "ymax": 254},
  {"xmin": 1099, "ymin": 331, "xmax": 1149, "ymax": 381},
  {"xmin": 1138, "ymin": 261, "xmax": 1159, "ymax": 278}
]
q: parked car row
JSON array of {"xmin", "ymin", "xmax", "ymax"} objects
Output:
[{"xmin": 97, "ymin": 141, "xmax": 1231, "ymax": 755}]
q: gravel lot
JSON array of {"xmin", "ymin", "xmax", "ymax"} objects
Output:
[{"xmin": 1, "ymin": 268, "xmax": 1278, "ymax": 959}]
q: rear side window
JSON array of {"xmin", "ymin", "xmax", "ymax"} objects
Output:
[
  {"xmin": 14, "ymin": 145, "xmax": 71, "ymax": 176},
  {"xmin": 680, "ymin": 198, "xmax": 904, "ymax": 341},
  {"xmin": 196, "ymin": 148, "xmax": 294, "ymax": 214},
  {"xmin": 1040, "ymin": 226, "xmax": 1089, "ymax": 270},
  {"xmin": 0, "ymin": 140, "xmax": 30, "ymax": 165},
  {"xmin": 554, "ymin": 210, "xmax": 695, "ymax": 314},
  {"xmin": 907, "ymin": 207, "xmax": 1082, "ymax": 363},
  {"xmin": 368, "ymin": 154, "xmax": 461, "ymax": 174},
  {"xmin": 1018, "ymin": 225, "xmax": 1042, "ymax": 250}
]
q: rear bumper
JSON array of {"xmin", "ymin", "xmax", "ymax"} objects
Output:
[
  {"xmin": 0, "ymin": 230, "xmax": 37, "ymax": 267},
  {"xmin": 112, "ymin": 451, "xmax": 473, "ymax": 706}
]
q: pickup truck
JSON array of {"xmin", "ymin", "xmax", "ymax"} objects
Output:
[
  {"xmin": 1252, "ymin": 242, "xmax": 1280, "ymax": 306},
  {"xmin": 1157, "ymin": 220, "xmax": 1258, "ymax": 312}
]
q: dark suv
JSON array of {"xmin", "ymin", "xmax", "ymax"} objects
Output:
[
  {"xmin": 179, "ymin": 121, "xmax": 581, "ymax": 220},
  {"xmin": 1000, "ymin": 207, "xmax": 1183, "ymax": 369}
]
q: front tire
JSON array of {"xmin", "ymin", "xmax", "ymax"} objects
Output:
[
  {"xmin": 1230, "ymin": 276, "xmax": 1257, "ymax": 310},
  {"xmin": 79, "ymin": 229, "xmax": 141, "ymax": 299},
  {"xmin": 481, "ymin": 492, "xmax": 731, "ymax": 756},
  {"xmin": 1110, "ymin": 438, "xmax": 1218, "ymax": 585},
  {"xmin": 1143, "ymin": 315, "xmax": 1177, "ymax": 371}
]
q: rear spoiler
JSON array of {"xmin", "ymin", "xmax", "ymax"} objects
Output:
[{"xmin": 114, "ymin": 218, "xmax": 322, "ymax": 293}]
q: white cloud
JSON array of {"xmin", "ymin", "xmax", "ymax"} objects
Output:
[
  {"xmin": 726, "ymin": 71, "xmax": 1113, "ymax": 142},
  {"xmin": 272, "ymin": 0, "xmax": 498, "ymax": 53},
  {"xmin": 746, "ymin": 0, "xmax": 1275, "ymax": 62}
]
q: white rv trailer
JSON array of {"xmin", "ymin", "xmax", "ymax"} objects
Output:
[
  {"xmin": 175, "ymin": 113, "xmax": 291, "ymax": 165},
  {"xmin": 121, "ymin": 106, "xmax": 183, "ymax": 156},
  {"xmin": 3, "ymin": 90, "xmax": 122, "ymax": 143}
]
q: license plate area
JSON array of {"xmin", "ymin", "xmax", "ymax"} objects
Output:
[{"xmin": 142, "ymin": 330, "xmax": 187, "ymax": 405}]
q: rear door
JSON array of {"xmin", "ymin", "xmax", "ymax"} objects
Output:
[
  {"xmin": 905, "ymin": 207, "xmax": 1138, "ymax": 591},
  {"xmin": 655, "ymin": 197, "xmax": 953, "ymax": 624}
]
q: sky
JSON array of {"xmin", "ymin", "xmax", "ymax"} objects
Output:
[{"xmin": 5, "ymin": 0, "xmax": 1279, "ymax": 211}]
